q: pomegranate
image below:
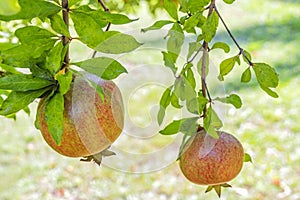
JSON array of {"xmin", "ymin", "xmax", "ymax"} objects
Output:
[
  {"xmin": 179, "ymin": 128, "xmax": 244, "ymax": 196},
  {"xmin": 36, "ymin": 75, "xmax": 124, "ymax": 162}
]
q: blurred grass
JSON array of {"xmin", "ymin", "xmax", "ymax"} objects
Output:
[{"xmin": 1, "ymin": 0, "xmax": 300, "ymax": 199}]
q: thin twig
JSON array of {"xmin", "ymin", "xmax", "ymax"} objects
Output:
[
  {"xmin": 62, "ymin": 0, "xmax": 70, "ymax": 67},
  {"xmin": 214, "ymin": 6, "xmax": 253, "ymax": 66},
  {"xmin": 187, "ymin": 45, "xmax": 204, "ymax": 63}
]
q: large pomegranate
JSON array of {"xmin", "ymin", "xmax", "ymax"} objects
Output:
[
  {"xmin": 179, "ymin": 128, "xmax": 244, "ymax": 194},
  {"xmin": 36, "ymin": 75, "xmax": 124, "ymax": 159}
]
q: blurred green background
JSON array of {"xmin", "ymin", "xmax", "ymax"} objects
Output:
[{"xmin": 1, "ymin": 0, "xmax": 300, "ymax": 199}]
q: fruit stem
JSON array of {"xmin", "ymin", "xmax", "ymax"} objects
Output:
[
  {"xmin": 201, "ymin": 0, "xmax": 215, "ymax": 117},
  {"xmin": 62, "ymin": 0, "xmax": 70, "ymax": 68}
]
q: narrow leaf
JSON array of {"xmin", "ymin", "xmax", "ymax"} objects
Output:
[
  {"xmin": 0, "ymin": 0, "xmax": 61, "ymax": 21},
  {"xmin": 162, "ymin": 51, "xmax": 177, "ymax": 74},
  {"xmin": 141, "ymin": 20, "xmax": 174, "ymax": 32},
  {"xmin": 167, "ymin": 23, "xmax": 184, "ymax": 58},
  {"xmin": 253, "ymin": 63, "xmax": 279, "ymax": 98},
  {"xmin": 0, "ymin": 74, "xmax": 54, "ymax": 91},
  {"xmin": 95, "ymin": 31, "xmax": 142, "ymax": 54},
  {"xmin": 159, "ymin": 119, "xmax": 181, "ymax": 135},
  {"xmin": 241, "ymin": 67, "xmax": 252, "ymax": 83},
  {"xmin": 215, "ymin": 94, "xmax": 242, "ymax": 109},
  {"xmin": 163, "ymin": 0, "xmax": 178, "ymax": 20},
  {"xmin": 223, "ymin": 0, "xmax": 236, "ymax": 4},
  {"xmin": 157, "ymin": 86, "xmax": 172, "ymax": 125},
  {"xmin": 203, "ymin": 107, "xmax": 220, "ymax": 138},
  {"xmin": 253, "ymin": 63, "xmax": 279, "ymax": 88},
  {"xmin": 46, "ymin": 41, "xmax": 64, "ymax": 74},
  {"xmin": 15, "ymin": 26, "xmax": 56, "ymax": 44},
  {"xmin": 218, "ymin": 55, "xmax": 239, "ymax": 80},
  {"xmin": 71, "ymin": 11, "xmax": 105, "ymax": 49},
  {"xmin": 45, "ymin": 92, "xmax": 64, "ymax": 145},
  {"xmin": 56, "ymin": 70, "xmax": 73, "ymax": 95},
  {"xmin": 49, "ymin": 14, "xmax": 70, "ymax": 37},
  {"xmin": 244, "ymin": 153, "xmax": 253, "ymax": 163},
  {"xmin": 74, "ymin": 57, "xmax": 127, "ymax": 80},
  {"xmin": 202, "ymin": 11, "xmax": 219, "ymax": 43},
  {"xmin": 170, "ymin": 92, "xmax": 182, "ymax": 109},
  {"xmin": 0, "ymin": 87, "xmax": 50, "ymax": 115},
  {"xmin": 211, "ymin": 42, "xmax": 230, "ymax": 53}
]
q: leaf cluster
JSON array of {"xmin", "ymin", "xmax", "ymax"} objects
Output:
[{"xmin": 0, "ymin": 0, "xmax": 141, "ymax": 145}]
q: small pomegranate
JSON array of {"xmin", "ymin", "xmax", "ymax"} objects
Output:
[
  {"xmin": 179, "ymin": 128, "xmax": 244, "ymax": 197},
  {"xmin": 36, "ymin": 75, "xmax": 124, "ymax": 164}
]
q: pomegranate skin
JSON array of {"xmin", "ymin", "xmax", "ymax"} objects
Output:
[
  {"xmin": 36, "ymin": 76, "xmax": 124, "ymax": 157},
  {"xmin": 179, "ymin": 130, "xmax": 244, "ymax": 185}
]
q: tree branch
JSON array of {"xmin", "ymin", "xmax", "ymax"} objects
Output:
[
  {"xmin": 62, "ymin": 0, "xmax": 70, "ymax": 68},
  {"xmin": 214, "ymin": 6, "xmax": 253, "ymax": 66}
]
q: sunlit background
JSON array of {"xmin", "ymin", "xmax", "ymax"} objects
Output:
[{"xmin": 1, "ymin": 0, "xmax": 300, "ymax": 199}]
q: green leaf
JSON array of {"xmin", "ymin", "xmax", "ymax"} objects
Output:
[
  {"xmin": 167, "ymin": 23, "xmax": 184, "ymax": 58},
  {"xmin": 0, "ymin": 87, "xmax": 50, "ymax": 116},
  {"xmin": 184, "ymin": 13, "xmax": 201, "ymax": 32},
  {"xmin": 46, "ymin": 42, "xmax": 64, "ymax": 75},
  {"xmin": 97, "ymin": 10, "xmax": 138, "ymax": 25},
  {"xmin": 261, "ymin": 86, "xmax": 279, "ymax": 98},
  {"xmin": 202, "ymin": 11, "xmax": 219, "ymax": 43},
  {"xmin": 30, "ymin": 65, "xmax": 53, "ymax": 81},
  {"xmin": 186, "ymin": 68, "xmax": 196, "ymax": 89},
  {"xmin": 56, "ymin": 70, "xmax": 72, "ymax": 95},
  {"xmin": 45, "ymin": 92, "xmax": 64, "ymax": 145},
  {"xmin": 0, "ymin": 74, "xmax": 54, "ymax": 91},
  {"xmin": 74, "ymin": 57, "xmax": 127, "ymax": 80},
  {"xmin": 203, "ymin": 106, "xmax": 221, "ymax": 138},
  {"xmin": 0, "ymin": 0, "xmax": 20, "ymax": 16},
  {"xmin": 253, "ymin": 63, "xmax": 279, "ymax": 98},
  {"xmin": 218, "ymin": 55, "xmax": 239, "ymax": 81},
  {"xmin": 223, "ymin": 0, "xmax": 236, "ymax": 4},
  {"xmin": 157, "ymin": 86, "xmax": 172, "ymax": 125},
  {"xmin": 160, "ymin": 119, "xmax": 181, "ymax": 135},
  {"xmin": 141, "ymin": 20, "xmax": 174, "ymax": 32},
  {"xmin": 173, "ymin": 77, "xmax": 185, "ymax": 101},
  {"xmin": 179, "ymin": 117, "xmax": 199, "ymax": 136},
  {"xmin": 163, "ymin": 0, "xmax": 178, "ymax": 20},
  {"xmin": 71, "ymin": 11, "xmax": 105, "ymax": 49},
  {"xmin": 162, "ymin": 51, "xmax": 177, "ymax": 74},
  {"xmin": 187, "ymin": 0, "xmax": 210, "ymax": 14},
  {"xmin": 86, "ymin": 79, "xmax": 105, "ymax": 101},
  {"xmin": 0, "ymin": 0, "xmax": 61, "ymax": 21},
  {"xmin": 187, "ymin": 95, "xmax": 208, "ymax": 115},
  {"xmin": 187, "ymin": 42, "xmax": 202, "ymax": 60},
  {"xmin": 215, "ymin": 94, "xmax": 242, "ymax": 109},
  {"xmin": 241, "ymin": 67, "xmax": 252, "ymax": 83},
  {"xmin": 15, "ymin": 26, "xmax": 56, "ymax": 44},
  {"xmin": 94, "ymin": 31, "xmax": 142, "ymax": 54},
  {"xmin": 69, "ymin": 0, "xmax": 83, "ymax": 7},
  {"xmin": 49, "ymin": 14, "xmax": 70, "ymax": 37},
  {"xmin": 211, "ymin": 42, "xmax": 230, "ymax": 53},
  {"xmin": 1, "ymin": 40, "xmax": 56, "ymax": 68},
  {"xmin": 253, "ymin": 63, "xmax": 279, "ymax": 88},
  {"xmin": 244, "ymin": 153, "xmax": 253, "ymax": 163},
  {"xmin": 170, "ymin": 92, "xmax": 182, "ymax": 109},
  {"xmin": 0, "ymin": 63, "xmax": 21, "ymax": 74},
  {"xmin": 160, "ymin": 117, "xmax": 199, "ymax": 135}
]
